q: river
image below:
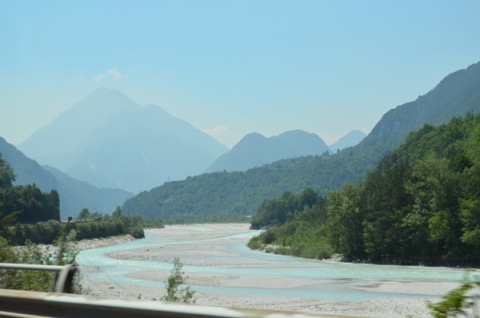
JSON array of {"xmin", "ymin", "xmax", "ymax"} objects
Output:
[{"xmin": 77, "ymin": 223, "xmax": 476, "ymax": 317}]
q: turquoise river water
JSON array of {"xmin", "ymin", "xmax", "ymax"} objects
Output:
[{"xmin": 77, "ymin": 225, "xmax": 476, "ymax": 302}]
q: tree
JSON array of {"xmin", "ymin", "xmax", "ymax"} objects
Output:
[
  {"xmin": 161, "ymin": 257, "xmax": 196, "ymax": 303},
  {"xmin": 112, "ymin": 206, "xmax": 122, "ymax": 219},
  {"xmin": 78, "ymin": 208, "xmax": 91, "ymax": 220},
  {"xmin": 327, "ymin": 184, "xmax": 364, "ymax": 259},
  {"xmin": 0, "ymin": 153, "xmax": 15, "ymax": 188}
]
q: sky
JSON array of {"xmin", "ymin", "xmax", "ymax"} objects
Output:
[{"xmin": 1, "ymin": 0, "xmax": 480, "ymax": 148}]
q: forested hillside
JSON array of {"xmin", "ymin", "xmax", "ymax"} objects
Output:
[
  {"xmin": 251, "ymin": 113, "xmax": 480, "ymax": 265},
  {"xmin": 122, "ymin": 152, "xmax": 364, "ymax": 222},
  {"xmin": 123, "ymin": 61, "xmax": 480, "ymax": 222}
]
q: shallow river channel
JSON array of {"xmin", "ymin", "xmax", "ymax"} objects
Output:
[{"xmin": 77, "ymin": 224, "xmax": 473, "ymax": 303}]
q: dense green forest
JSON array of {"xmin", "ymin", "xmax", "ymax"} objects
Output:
[
  {"xmin": 122, "ymin": 151, "xmax": 371, "ymax": 222},
  {"xmin": 123, "ymin": 61, "xmax": 480, "ymax": 222},
  {"xmin": 248, "ymin": 188, "xmax": 333, "ymax": 259},
  {"xmin": 250, "ymin": 113, "xmax": 480, "ymax": 266}
]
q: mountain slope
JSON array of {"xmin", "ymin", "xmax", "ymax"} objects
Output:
[
  {"xmin": 18, "ymin": 88, "xmax": 141, "ymax": 170},
  {"xmin": 329, "ymin": 130, "xmax": 366, "ymax": 153},
  {"xmin": 66, "ymin": 103, "xmax": 228, "ymax": 192},
  {"xmin": 206, "ymin": 130, "xmax": 330, "ymax": 173},
  {"xmin": 359, "ymin": 61, "xmax": 480, "ymax": 153},
  {"xmin": 18, "ymin": 89, "xmax": 228, "ymax": 193},
  {"xmin": 1, "ymin": 136, "xmax": 132, "ymax": 218},
  {"xmin": 122, "ymin": 60, "xmax": 480, "ymax": 222},
  {"xmin": 43, "ymin": 165, "xmax": 133, "ymax": 216}
]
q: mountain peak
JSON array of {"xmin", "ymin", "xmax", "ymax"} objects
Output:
[
  {"xmin": 18, "ymin": 89, "xmax": 228, "ymax": 193},
  {"xmin": 206, "ymin": 129, "xmax": 329, "ymax": 173},
  {"xmin": 73, "ymin": 87, "xmax": 140, "ymax": 112},
  {"xmin": 18, "ymin": 88, "xmax": 142, "ymax": 169}
]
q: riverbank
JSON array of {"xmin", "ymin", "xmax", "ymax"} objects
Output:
[
  {"xmin": 79, "ymin": 224, "xmax": 473, "ymax": 318},
  {"xmin": 13, "ymin": 234, "xmax": 136, "ymax": 256}
]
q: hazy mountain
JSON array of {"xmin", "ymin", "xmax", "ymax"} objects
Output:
[
  {"xmin": 122, "ymin": 60, "xmax": 480, "ymax": 222},
  {"xmin": 328, "ymin": 130, "xmax": 366, "ymax": 153},
  {"xmin": 1, "ymin": 137, "xmax": 58, "ymax": 191},
  {"xmin": 1, "ymin": 136, "xmax": 133, "ymax": 218},
  {"xmin": 19, "ymin": 88, "xmax": 141, "ymax": 170},
  {"xmin": 43, "ymin": 165, "xmax": 133, "ymax": 216},
  {"xmin": 206, "ymin": 130, "xmax": 330, "ymax": 173},
  {"xmin": 19, "ymin": 88, "xmax": 228, "ymax": 193}
]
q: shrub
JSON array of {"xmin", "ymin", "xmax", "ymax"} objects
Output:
[{"xmin": 161, "ymin": 257, "xmax": 196, "ymax": 303}]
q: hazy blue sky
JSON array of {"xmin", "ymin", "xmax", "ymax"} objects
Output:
[{"xmin": 1, "ymin": 0, "xmax": 480, "ymax": 148}]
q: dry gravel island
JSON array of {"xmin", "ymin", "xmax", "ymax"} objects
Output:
[{"xmin": 78, "ymin": 224, "xmax": 473, "ymax": 318}]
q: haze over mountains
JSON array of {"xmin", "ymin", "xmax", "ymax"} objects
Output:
[
  {"xmin": 9, "ymin": 60, "xmax": 479, "ymax": 221},
  {"xmin": 206, "ymin": 130, "xmax": 332, "ymax": 173},
  {"xmin": 18, "ymin": 88, "xmax": 228, "ymax": 193},
  {"xmin": 1, "ymin": 87, "xmax": 366, "ymax": 218},
  {"xmin": 17, "ymin": 87, "xmax": 365, "ymax": 195},
  {"xmin": 328, "ymin": 130, "xmax": 366, "ymax": 153},
  {"xmin": 2, "ymin": 59, "xmax": 478, "ymax": 223},
  {"xmin": 122, "ymin": 61, "xmax": 480, "ymax": 222},
  {"xmin": 0, "ymin": 137, "xmax": 132, "ymax": 217}
]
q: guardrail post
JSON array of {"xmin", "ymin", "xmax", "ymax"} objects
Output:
[{"xmin": 55, "ymin": 264, "xmax": 77, "ymax": 293}]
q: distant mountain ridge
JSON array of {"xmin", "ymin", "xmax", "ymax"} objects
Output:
[
  {"xmin": 0, "ymin": 136, "xmax": 132, "ymax": 217},
  {"xmin": 122, "ymin": 60, "xmax": 480, "ymax": 222},
  {"xmin": 206, "ymin": 130, "xmax": 330, "ymax": 173},
  {"xmin": 18, "ymin": 88, "xmax": 228, "ymax": 193},
  {"xmin": 328, "ymin": 130, "xmax": 366, "ymax": 153}
]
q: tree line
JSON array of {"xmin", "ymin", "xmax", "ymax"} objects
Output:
[
  {"xmin": 0, "ymin": 153, "xmax": 166, "ymax": 246},
  {"xmin": 250, "ymin": 113, "xmax": 480, "ymax": 266},
  {"xmin": 0, "ymin": 153, "xmax": 59, "ymax": 224}
]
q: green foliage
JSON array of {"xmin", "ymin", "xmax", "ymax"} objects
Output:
[
  {"xmin": 250, "ymin": 113, "xmax": 480, "ymax": 265},
  {"xmin": 250, "ymin": 188, "xmax": 321, "ymax": 229},
  {"xmin": 327, "ymin": 184, "xmax": 365, "ymax": 259},
  {"xmin": 326, "ymin": 113, "xmax": 480, "ymax": 265},
  {"xmin": 0, "ymin": 230, "xmax": 86, "ymax": 294},
  {"xmin": 161, "ymin": 257, "xmax": 196, "ymax": 303},
  {"xmin": 248, "ymin": 189, "xmax": 333, "ymax": 259},
  {"xmin": 0, "ymin": 153, "xmax": 60, "ymax": 224},
  {"xmin": 1, "ymin": 207, "xmax": 155, "ymax": 245},
  {"xmin": 428, "ymin": 274, "xmax": 480, "ymax": 318},
  {"xmin": 8, "ymin": 240, "xmax": 52, "ymax": 291},
  {"xmin": 0, "ymin": 153, "xmax": 15, "ymax": 188},
  {"xmin": 122, "ymin": 153, "xmax": 367, "ymax": 223},
  {"xmin": 0, "ymin": 236, "xmax": 19, "ymax": 288}
]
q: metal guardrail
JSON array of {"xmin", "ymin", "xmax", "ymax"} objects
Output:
[
  {"xmin": 0, "ymin": 263, "xmax": 77, "ymax": 293},
  {"xmin": 0, "ymin": 289, "xmax": 356, "ymax": 318}
]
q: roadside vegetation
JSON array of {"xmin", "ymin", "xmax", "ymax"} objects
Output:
[
  {"xmin": 428, "ymin": 274, "xmax": 480, "ymax": 318},
  {"xmin": 0, "ymin": 154, "xmax": 164, "ymax": 294},
  {"xmin": 0, "ymin": 230, "xmax": 86, "ymax": 293},
  {"xmin": 0, "ymin": 206, "xmax": 164, "ymax": 246}
]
